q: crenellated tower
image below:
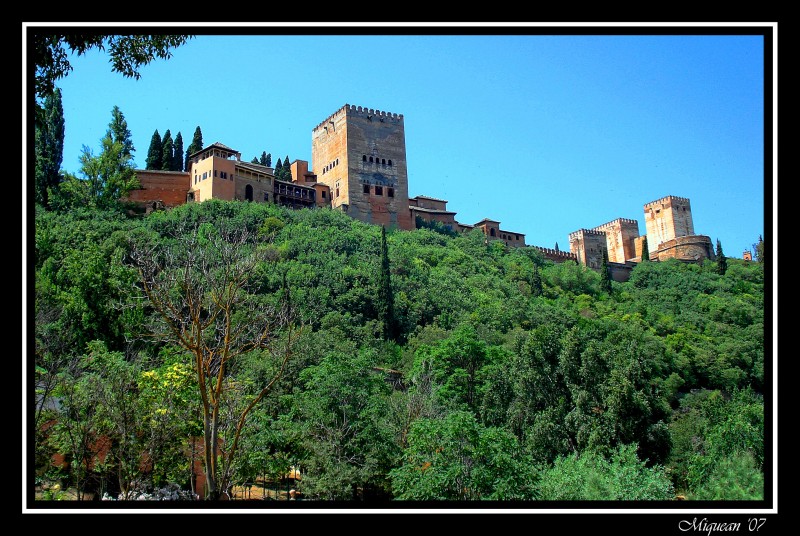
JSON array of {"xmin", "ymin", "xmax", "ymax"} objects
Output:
[
  {"xmin": 311, "ymin": 104, "xmax": 413, "ymax": 230},
  {"xmin": 643, "ymin": 195, "xmax": 694, "ymax": 250}
]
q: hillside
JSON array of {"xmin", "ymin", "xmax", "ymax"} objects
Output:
[{"xmin": 32, "ymin": 200, "xmax": 766, "ymax": 503}]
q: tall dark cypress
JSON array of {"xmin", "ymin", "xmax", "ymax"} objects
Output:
[
  {"xmin": 641, "ymin": 236, "xmax": 650, "ymax": 261},
  {"xmin": 378, "ymin": 226, "xmax": 396, "ymax": 341},
  {"xmin": 716, "ymin": 239, "xmax": 727, "ymax": 276},
  {"xmin": 184, "ymin": 126, "xmax": 203, "ymax": 171},
  {"xmin": 146, "ymin": 129, "xmax": 162, "ymax": 170},
  {"xmin": 600, "ymin": 249, "xmax": 612, "ymax": 293},
  {"xmin": 172, "ymin": 132, "xmax": 184, "ymax": 171},
  {"xmin": 34, "ymin": 87, "xmax": 65, "ymax": 208},
  {"xmin": 161, "ymin": 129, "xmax": 173, "ymax": 171}
]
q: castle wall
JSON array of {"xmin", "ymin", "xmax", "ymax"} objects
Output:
[
  {"xmin": 644, "ymin": 195, "xmax": 694, "ymax": 250},
  {"xmin": 531, "ymin": 246, "xmax": 577, "ymax": 263},
  {"xmin": 127, "ymin": 170, "xmax": 190, "ymax": 207},
  {"xmin": 653, "ymin": 235, "xmax": 715, "ymax": 263}
]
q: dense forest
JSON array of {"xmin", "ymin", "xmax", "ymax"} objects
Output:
[{"xmin": 32, "ymin": 199, "xmax": 767, "ymax": 503}]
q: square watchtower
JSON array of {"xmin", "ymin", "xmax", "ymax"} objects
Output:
[
  {"xmin": 643, "ymin": 195, "xmax": 695, "ymax": 250},
  {"xmin": 312, "ymin": 104, "xmax": 413, "ymax": 230}
]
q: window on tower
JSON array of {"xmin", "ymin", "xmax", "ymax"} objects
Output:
[{"xmin": 363, "ymin": 184, "xmax": 370, "ymax": 194}]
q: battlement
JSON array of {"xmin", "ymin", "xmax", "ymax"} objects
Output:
[
  {"xmin": 532, "ymin": 246, "xmax": 577, "ymax": 260},
  {"xmin": 313, "ymin": 103, "xmax": 404, "ymax": 133},
  {"xmin": 644, "ymin": 195, "xmax": 691, "ymax": 208},
  {"xmin": 568, "ymin": 228, "xmax": 607, "ymax": 240},
  {"xmin": 592, "ymin": 217, "xmax": 639, "ymax": 231}
]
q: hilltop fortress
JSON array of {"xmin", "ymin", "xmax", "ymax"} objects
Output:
[{"xmin": 128, "ymin": 104, "xmax": 716, "ymax": 281}]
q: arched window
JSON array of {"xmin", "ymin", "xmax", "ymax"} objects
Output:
[
  {"xmin": 245, "ymin": 184, "xmax": 253, "ymax": 201},
  {"xmin": 382, "ymin": 159, "xmax": 386, "ymax": 165}
]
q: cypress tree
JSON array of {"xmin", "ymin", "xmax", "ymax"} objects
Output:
[
  {"xmin": 145, "ymin": 129, "xmax": 162, "ymax": 170},
  {"xmin": 259, "ymin": 151, "xmax": 269, "ymax": 166},
  {"xmin": 34, "ymin": 87, "xmax": 64, "ymax": 208},
  {"xmin": 172, "ymin": 132, "xmax": 184, "ymax": 171},
  {"xmin": 531, "ymin": 264, "xmax": 543, "ymax": 297},
  {"xmin": 161, "ymin": 129, "xmax": 173, "ymax": 171},
  {"xmin": 251, "ymin": 157, "xmax": 259, "ymax": 164},
  {"xmin": 716, "ymin": 239, "xmax": 727, "ymax": 275},
  {"xmin": 600, "ymin": 249, "xmax": 612, "ymax": 293},
  {"xmin": 754, "ymin": 235, "xmax": 764, "ymax": 265},
  {"xmin": 185, "ymin": 126, "xmax": 203, "ymax": 171},
  {"xmin": 274, "ymin": 157, "xmax": 283, "ymax": 178},
  {"xmin": 641, "ymin": 236, "xmax": 650, "ymax": 261},
  {"xmin": 377, "ymin": 226, "xmax": 396, "ymax": 341},
  {"xmin": 265, "ymin": 153, "xmax": 272, "ymax": 167}
]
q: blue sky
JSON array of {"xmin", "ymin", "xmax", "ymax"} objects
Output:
[{"xmin": 42, "ymin": 24, "xmax": 771, "ymax": 258}]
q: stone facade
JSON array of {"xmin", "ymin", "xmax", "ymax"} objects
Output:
[
  {"xmin": 312, "ymin": 104, "xmax": 413, "ymax": 230},
  {"xmin": 127, "ymin": 170, "xmax": 190, "ymax": 207},
  {"xmin": 654, "ymin": 235, "xmax": 715, "ymax": 263},
  {"xmin": 644, "ymin": 195, "xmax": 695, "ymax": 251},
  {"xmin": 568, "ymin": 229, "xmax": 608, "ymax": 270},
  {"xmin": 592, "ymin": 218, "xmax": 640, "ymax": 264}
]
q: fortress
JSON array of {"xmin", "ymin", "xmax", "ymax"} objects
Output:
[{"xmin": 128, "ymin": 104, "xmax": 716, "ymax": 281}]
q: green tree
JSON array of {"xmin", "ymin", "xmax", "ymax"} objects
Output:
[
  {"xmin": 275, "ymin": 155, "xmax": 292, "ymax": 181},
  {"xmin": 691, "ymin": 450, "xmax": 763, "ymax": 500},
  {"xmin": 145, "ymin": 129, "xmax": 162, "ymax": 170},
  {"xmin": 537, "ymin": 444, "xmax": 674, "ymax": 500},
  {"xmin": 34, "ymin": 87, "xmax": 64, "ymax": 208},
  {"xmin": 107, "ymin": 105, "xmax": 134, "ymax": 160},
  {"xmin": 390, "ymin": 411, "xmax": 536, "ymax": 500},
  {"xmin": 377, "ymin": 226, "xmax": 396, "ymax": 340},
  {"xmin": 251, "ymin": 157, "xmax": 259, "ymax": 164},
  {"xmin": 172, "ymin": 132, "xmax": 184, "ymax": 172},
  {"xmin": 296, "ymin": 349, "xmax": 398, "ymax": 500},
  {"xmin": 65, "ymin": 134, "xmax": 138, "ymax": 208},
  {"xmin": 716, "ymin": 239, "xmax": 727, "ymax": 276},
  {"xmin": 531, "ymin": 264, "xmax": 543, "ymax": 297},
  {"xmin": 754, "ymin": 235, "xmax": 764, "ymax": 265},
  {"xmin": 184, "ymin": 126, "xmax": 203, "ymax": 171},
  {"xmin": 126, "ymin": 220, "xmax": 298, "ymax": 500},
  {"xmin": 33, "ymin": 34, "xmax": 192, "ymax": 123},
  {"xmin": 641, "ymin": 236, "xmax": 650, "ymax": 261},
  {"xmin": 160, "ymin": 129, "xmax": 173, "ymax": 171},
  {"xmin": 600, "ymin": 248, "xmax": 612, "ymax": 293},
  {"xmin": 261, "ymin": 152, "xmax": 272, "ymax": 167}
]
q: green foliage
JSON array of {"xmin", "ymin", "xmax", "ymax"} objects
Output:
[
  {"xmin": 145, "ymin": 129, "xmax": 162, "ymax": 170},
  {"xmin": 184, "ymin": 126, "xmax": 203, "ymax": 171},
  {"xmin": 160, "ymin": 129, "xmax": 173, "ymax": 171},
  {"xmin": 172, "ymin": 132, "xmax": 184, "ymax": 171},
  {"xmin": 34, "ymin": 87, "xmax": 64, "ymax": 208},
  {"xmin": 690, "ymin": 450, "xmax": 763, "ymax": 500},
  {"xmin": 390, "ymin": 411, "xmax": 536, "ymax": 500},
  {"xmin": 538, "ymin": 444, "xmax": 674, "ymax": 500},
  {"xmin": 296, "ymin": 349, "xmax": 399, "ymax": 500},
  {"xmin": 33, "ymin": 199, "xmax": 766, "ymax": 501},
  {"xmin": 33, "ymin": 34, "xmax": 193, "ymax": 103},
  {"xmin": 716, "ymin": 239, "xmax": 727, "ymax": 276}
]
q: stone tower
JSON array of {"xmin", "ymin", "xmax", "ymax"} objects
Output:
[
  {"xmin": 311, "ymin": 104, "xmax": 413, "ymax": 230},
  {"xmin": 592, "ymin": 217, "xmax": 640, "ymax": 263},
  {"xmin": 642, "ymin": 195, "xmax": 714, "ymax": 262},
  {"xmin": 643, "ymin": 195, "xmax": 695, "ymax": 251}
]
